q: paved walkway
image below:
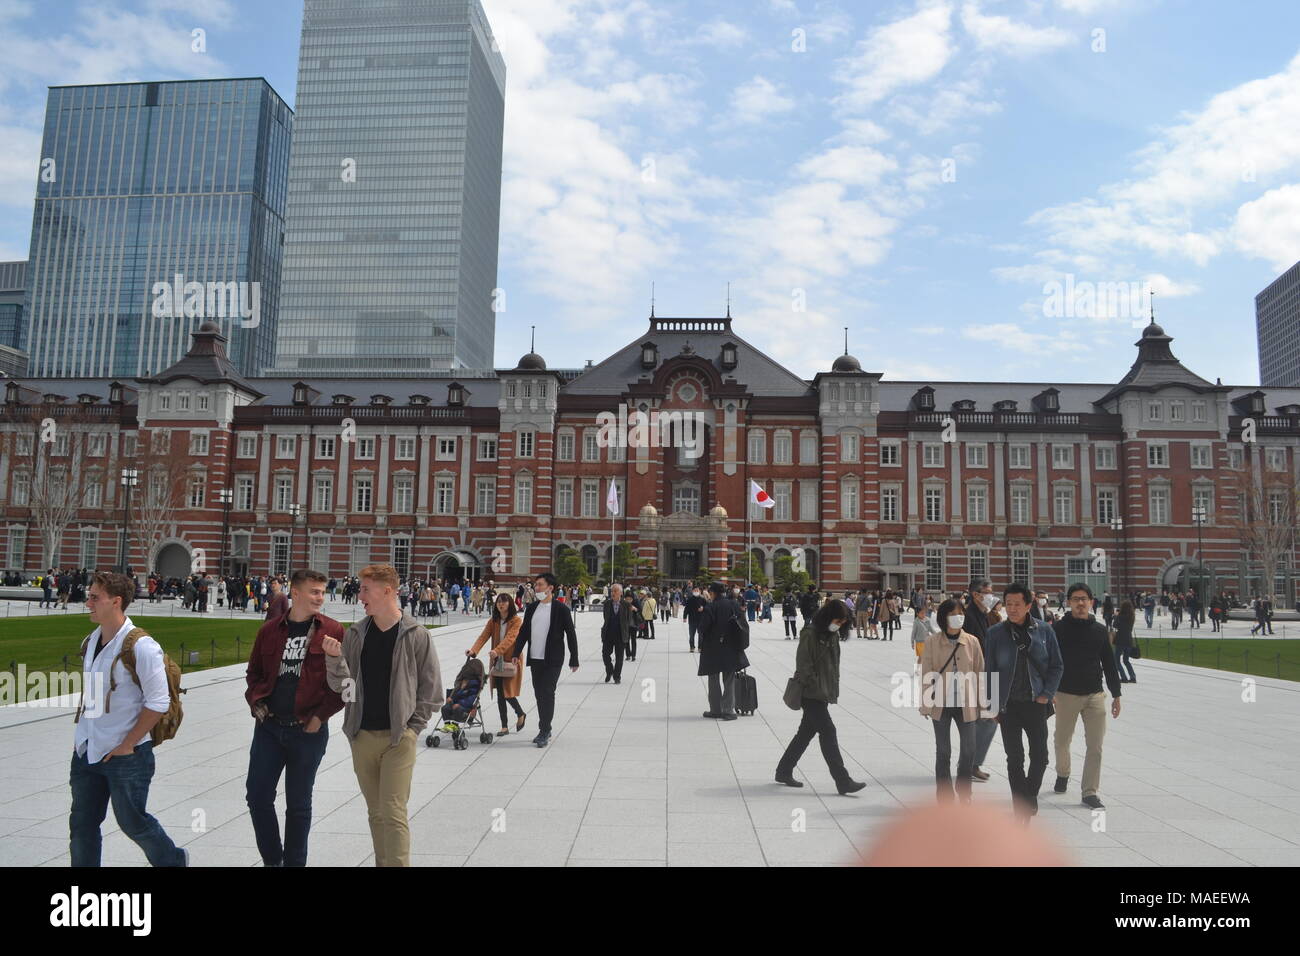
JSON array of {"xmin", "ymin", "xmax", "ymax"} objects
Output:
[{"xmin": 2, "ymin": 609, "xmax": 1298, "ymax": 866}]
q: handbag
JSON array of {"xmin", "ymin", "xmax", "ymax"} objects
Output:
[
  {"xmin": 1130, "ymin": 642, "xmax": 1142, "ymax": 659},
  {"xmin": 783, "ymin": 677, "xmax": 803, "ymax": 711}
]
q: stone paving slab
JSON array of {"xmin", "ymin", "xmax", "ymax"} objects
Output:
[{"xmin": 3, "ymin": 606, "xmax": 1298, "ymax": 866}]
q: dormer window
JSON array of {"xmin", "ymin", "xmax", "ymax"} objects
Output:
[
  {"xmin": 994, "ymin": 399, "xmax": 1017, "ymax": 412},
  {"xmin": 78, "ymin": 394, "xmax": 98, "ymax": 406},
  {"xmin": 370, "ymin": 395, "xmax": 392, "ymax": 407},
  {"xmin": 914, "ymin": 387, "xmax": 935, "ymax": 411},
  {"xmin": 1032, "ymin": 388, "xmax": 1060, "ymax": 412},
  {"xmin": 1252, "ymin": 394, "xmax": 1265, "ymax": 413},
  {"xmin": 332, "ymin": 394, "xmax": 354, "ymax": 406},
  {"xmin": 952, "ymin": 399, "xmax": 975, "ymax": 412},
  {"xmin": 5, "ymin": 381, "xmax": 20, "ymax": 404},
  {"xmin": 720, "ymin": 342, "xmax": 738, "ymax": 370},
  {"xmin": 641, "ymin": 342, "xmax": 658, "ymax": 368},
  {"xmin": 108, "ymin": 381, "xmax": 124, "ymax": 405},
  {"xmin": 447, "ymin": 382, "xmax": 465, "ymax": 406},
  {"xmin": 409, "ymin": 394, "xmax": 431, "ymax": 407},
  {"xmin": 292, "ymin": 382, "xmax": 309, "ymax": 405},
  {"xmin": 1278, "ymin": 404, "xmax": 1300, "ymax": 416}
]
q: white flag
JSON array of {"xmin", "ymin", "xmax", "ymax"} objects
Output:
[
  {"xmin": 750, "ymin": 479, "xmax": 775, "ymax": 509},
  {"xmin": 606, "ymin": 478, "xmax": 620, "ymax": 516}
]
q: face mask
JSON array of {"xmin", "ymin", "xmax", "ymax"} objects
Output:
[
  {"xmin": 981, "ymin": 593, "xmax": 998, "ymax": 611},
  {"xmin": 828, "ymin": 622, "xmax": 840, "ymax": 632},
  {"xmin": 947, "ymin": 614, "xmax": 965, "ymax": 631}
]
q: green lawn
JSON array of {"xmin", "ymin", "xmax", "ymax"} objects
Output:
[
  {"xmin": 1134, "ymin": 637, "xmax": 1300, "ymax": 682},
  {"xmin": 0, "ymin": 615, "xmax": 446, "ymax": 700}
]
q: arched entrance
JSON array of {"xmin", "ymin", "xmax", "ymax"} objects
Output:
[
  {"xmin": 1162, "ymin": 559, "xmax": 1212, "ymax": 598},
  {"xmin": 428, "ymin": 549, "xmax": 482, "ymax": 586},
  {"xmin": 155, "ymin": 542, "xmax": 192, "ymax": 578}
]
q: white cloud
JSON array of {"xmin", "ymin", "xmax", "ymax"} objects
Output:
[
  {"xmin": 834, "ymin": 1, "xmax": 954, "ymax": 112},
  {"xmin": 1232, "ymin": 184, "xmax": 1300, "ymax": 273},
  {"xmin": 959, "ymin": 3, "xmax": 1073, "ymax": 56},
  {"xmin": 795, "ymin": 145, "xmax": 897, "ymax": 187},
  {"xmin": 693, "ymin": 19, "xmax": 748, "ymax": 49},
  {"xmin": 728, "ymin": 76, "xmax": 796, "ymax": 125}
]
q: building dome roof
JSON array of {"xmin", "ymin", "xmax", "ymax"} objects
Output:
[
  {"xmin": 639, "ymin": 502, "xmax": 658, "ymax": 516},
  {"xmin": 709, "ymin": 504, "xmax": 728, "ymax": 518},
  {"xmin": 832, "ymin": 352, "xmax": 862, "ymax": 372},
  {"xmin": 516, "ymin": 351, "xmax": 547, "ymax": 370}
]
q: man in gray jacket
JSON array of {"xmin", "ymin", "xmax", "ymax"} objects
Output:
[{"xmin": 323, "ymin": 564, "xmax": 442, "ymax": 866}]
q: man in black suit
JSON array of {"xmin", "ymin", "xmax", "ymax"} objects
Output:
[
  {"xmin": 684, "ymin": 585, "xmax": 708, "ymax": 653},
  {"xmin": 601, "ymin": 583, "xmax": 631, "ymax": 684},
  {"xmin": 509, "ymin": 572, "xmax": 579, "ymax": 747}
]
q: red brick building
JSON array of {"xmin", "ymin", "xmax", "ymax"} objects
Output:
[{"xmin": 1, "ymin": 316, "xmax": 1294, "ymax": 600}]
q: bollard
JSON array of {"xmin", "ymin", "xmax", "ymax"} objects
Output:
[
  {"xmin": 8, "ymin": 660, "xmax": 15, "ymax": 677},
  {"xmin": 1277, "ymin": 654, "xmax": 1282, "ymax": 678},
  {"xmin": 1245, "ymin": 649, "xmax": 1250, "ymax": 671},
  {"xmin": 62, "ymin": 654, "xmax": 68, "ymax": 672},
  {"xmin": 179, "ymin": 642, "xmax": 186, "ymax": 670},
  {"xmin": 1216, "ymin": 645, "xmax": 1221, "ymax": 669},
  {"xmin": 211, "ymin": 639, "xmax": 216, "ymax": 666},
  {"xmin": 1190, "ymin": 642, "xmax": 1195, "ymax": 666}
]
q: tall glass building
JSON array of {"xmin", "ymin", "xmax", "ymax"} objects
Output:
[
  {"xmin": 1257, "ymin": 259, "xmax": 1300, "ymax": 386},
  {"xmin": 22, "ymin": 79, "xmax": 292, "ymax": 379},
  {"xmin": 269, "ymin": 0, "xmax": 506, "ymax": 376}
]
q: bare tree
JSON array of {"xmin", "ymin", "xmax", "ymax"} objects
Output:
[
  {"xmin": 123, "ymin": 428, "xmax": 191, "ymax": 574},
  {"xmin": 1225, "ymin": 463, "xmax": 1298, "ymax": 600}
]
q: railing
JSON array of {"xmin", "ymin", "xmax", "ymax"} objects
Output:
[
  {"xmin": 910, "ymin": 411, "xmax": 1083, "ymax": 426},
  {"xmin": 263, "ymin": 405, "xmax": 468, "ymax": 420}
]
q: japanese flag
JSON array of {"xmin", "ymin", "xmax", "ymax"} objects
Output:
[
  {"xmin": 750, "ymin": 480, "xmax": 775, "ymax": 508},
  {"xmin": 606, "ymin": 479, "xmax": 620, "ymax": 516}
]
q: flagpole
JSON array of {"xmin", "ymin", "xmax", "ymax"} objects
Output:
[{"xmin": 746, "ymin": 485, "xmax": 751, "ymax": 588}]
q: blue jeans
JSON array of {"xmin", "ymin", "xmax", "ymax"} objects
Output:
[
  {"xmin": 69, "ymin": 741, "xmax": 184, "ymax": 867},
  {"xmin": 974, "ymin": 716, "xmax": 999, "ymax": 767},
  {"xmin": 747, "ymin": 601, "xmax": 757, "ymax": 621},
  {"xmin": 1114, "ymin": 646, "xmax": 1136, "ymax": 682},
  {"xmin": 1143, "ymin": 607, "xmax": 1153, "ymax": 627},
  {"xmin": 933, "ymin": 710, "xmax": 977, "ymax": 796},
  {"xmin": 246, "ymin": 719, "xmax": 330, "ymax": 866}
]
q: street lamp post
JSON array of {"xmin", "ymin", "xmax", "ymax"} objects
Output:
[
  {"xmin": 1192, "ymin": 505, "xmax": 1207, "ymax": 622},
  {"xmin": 216, "ymin": 488, "xmax": 233, "ymax": 577},
  {"xmin": 1110, "ymin": 515, "xmax": 1124, "ymax": 601},
  {"xmin": 288, "ymin": 503, "xmax": 301, "ymax": 576},
  {"xmin": 118, "ymin": 468, "xmax": 139, "ymax": 575}
]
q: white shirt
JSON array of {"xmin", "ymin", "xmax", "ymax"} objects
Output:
[
  {"xmin": 74, "ymin": 616, "xmax": 171, "ymax": 763},
  {"xmin": 530, "ymin": 599, "xmax": 553, "ymax": 660}
]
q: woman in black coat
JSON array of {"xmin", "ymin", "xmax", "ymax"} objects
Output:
[
  {"xmin": 1113, "ymin": 600, "xmax": 1137, "ymax": 683},
  {"xmin": 698, "ymin": 582, "xmax": 750, "ymax": 720}
]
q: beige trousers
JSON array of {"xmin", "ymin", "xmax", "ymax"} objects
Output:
[
  {"xmin": 351, "ymin": 728, "xmax": 418, "ymax": 866},
  {"xmin": 1053, "ymin": 691, "xmax": 1107, "ymax": 797}
]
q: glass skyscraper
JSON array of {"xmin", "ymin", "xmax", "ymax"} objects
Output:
[
  {"xmin": 22, "ymin": 79, "xmax": 292, "ymax": 379},
  {"xmin": 1257, "ymin": 259, "xmax": 1300, "ymax": 386},
  {"xmin": 269, "ymin": 0, "xmax": 506, "ymax": 376}
]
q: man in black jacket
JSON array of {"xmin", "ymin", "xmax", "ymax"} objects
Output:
[
  {"xmin": 684, "ymin": 585, "xmax": 708, "ymax": 653},
  {"xmin": 1051, "ymin": 583, "xmax": 1122, "ymax": 809},
  {"xmin": 699, "ymin": 582, "xmax": 749, "ymax": 720},
  {"xmin": 510, "ymin": 573, "xmax": 579, "ymax": 747},
  {"xmin": 964, "ymin": 578, "xmax": 998, "ymax": 783},
  {"xmin": 798, "ymin": 584, "xmax": 819, "ymax": 625},
  {"xmin": 601, "ymin": 583, "xmax": 631, "ymax": 684}
]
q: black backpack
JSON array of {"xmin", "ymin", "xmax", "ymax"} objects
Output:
[{"xmin": 725, "ymin": 603, "xmax": 750, "ymax": 650}]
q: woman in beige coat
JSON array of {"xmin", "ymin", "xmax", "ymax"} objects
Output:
[
  {"xmin": 468, "ymin": 592, "xmax": 527, "ymax": 736},
  {"xmin": 918, "ymin": 598, "xmax": 986, "ymax": 802}
]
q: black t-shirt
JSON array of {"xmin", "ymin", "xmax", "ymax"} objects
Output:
[
  {"xmin": 359, "ymin": 619, "xmax": 399, "ymax": 731},
  {"xmin": 267, "ymin": 618, "xmax": 312, "ymax": 718}
]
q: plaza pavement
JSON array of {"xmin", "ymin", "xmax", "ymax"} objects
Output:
[{"xmin": 2, "ymin": 604, "xmax": 1299, "ymax": 866}]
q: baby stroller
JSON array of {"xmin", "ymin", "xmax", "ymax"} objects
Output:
[{"xmin": 426, "ymin": 656, "xmax": 492, "ymax": 750}]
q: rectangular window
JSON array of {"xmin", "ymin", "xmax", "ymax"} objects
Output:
[
  {"xmin": 923, "ymin": 443, "xmax": 944, "ymax": 467},
  {"xmin": 1190, "ymin": 443, "xmax": 1211, "ymax": 468},
  {"xmin": 842, "ymin": 481, "xmax": 858, "ymax": 520},
  {"xmin": 355, "ymin": 437, "xmax": 375, "ymax": 460},
  {"xmin": 354, "ymin": 477, "xmax": 373, "ymax": 513},
  {"xmin": 276, "ymin": 435, "xmax": 296, "ymax": 459},
  {"xmin": 158, "ymin": 393, "xmax": 171, "ymax": 411},
  {"xmin": 879, "ymin": 440, "xmax": 900, "ymax": 466},
  {"xmin": 773, "ymin": 433, "xmax": 792, "ymax": 465},
  {"xmin": 1193, "ymin": 486, "xmax": 1213, "ymax": 523},
  {"xmin": 555, "ymin": 479, "xmax": 573, "ymax": 517},
  {"xmin": 88, "ymin": 433, "xmax": 107, "ymax": 457},
  {"xmin": 1094, "ymin": 444, "xmax": 1116, "ymax": 469},
  {"xmin": 1009, "ymin": 444, "xmax": 1030, "ymax": 469},
  {"xmin": 925, "ymin": 547, "xmax": 944, "ymax": 591},
  {"xmin": 122, "ymin": 434, "xmax": 138, "ymax": 458},
  {"xmin": 1097, "ymin": 489, "xmax": 1116, "ymax": 526},
  {"xmin": 392, "ymin": 539, "xmax": 411, "ymax": 580},
  {"xmin": 236, "ymin": 475, "xmax": 254, "ymax": 511},
  {"xmin": 79, "ymin": 528, "xmax": 98, "ymax": 568},
  {"xmin": 673, "ymin": 485, "xmax": 700, "ymax": 515},
  {"xmin": 316, "ymin": 436, "xmax": 335, "ymax": 459},
  {"xmin": 434, "ymin": 477, "xmax": 453, "ymax": 514},
  {"xmin": 15, "ymin": 433, "xmax": 33, "ymax": 456},
  {"xmin": 1170, "ymin": 401, "xmax": 1185, "ymax": 422},
  {"xmin": 840, "ymin": 433, "xmax": 859, "ymax": 463},
  {"xmin": 314, "ymin": 476, "xmax": 333, "ymax": 512},
  {"xmin": 478, "ymin": 436, "xmax": 498, "ymax": 461},
  {"xmin": 238, "ymin": 434, "xmax": 257, "ymax": 458},
  {"xmin": 188, "ymin": 476, "xmax": 206, "ymax": 509},
  {"xmin": 515, "ymin": 476, "xmax": 533, "ymax": 513},
  {"xmin": 965, "ymin": 443, "xmax": 987, "ymax": 468},
  {"xmin": 12, "ymin": 472, "xmax": 30, "ymax": 507},
  {"xmin": 7, "ymin": 527, "xmax": 25, "ymax": 568},
  {"xmin": 583, "ymin": 431, "xmax": 599, "ymax": 461},
  {"xmin": 557, "ymin": 432, "xmax": 574, "ymax": 461},
  {"xmin": 196, "ymin": 394, "xmax": 210, "ymax": 412},
  {"xmin": 966, "ymin": 485, "xmax": 988, "ymax": 522},
  {"xmin": 1053, "ymin": 486, "xmax": 1074, "ymax": 524},
  {"xmin": 608, "ymin": 440, "xmax": 625, "ymax": 463},
  {"xmin": 799, "ymin": 432, "xmax": 817, "ymax": 465},
  {"xmin": 517, "ymin": 430, "xmax": 535, "ymax": 458},
  {"xmin": 1147, "ymin": 400, "xmax": 1162, "ymax": 421},
  {"xmin": 581, "ymin": 479, "xmax": 598, "ymax": 518},
  {"xmin": 274, "ymin": 476, "xmax": 293, "ymax": 512},
  {"xmin": 1267, "ymin": 489, "xmax": 1286, "ymax": 524},
  {"xmin": 476, "ymin": 478, "xmax": 496, "ymax": 515},
  {"xmin": 177, "ymin": 393, "xmax": 190, "ymax": 412},
  {"xmin": 394, "ymin": 476, "xmax": 414, "ymax": 513},
  {"xmin": 924, "ymin": 487, "xmax": 944, "ymax": 522},
  {"xmin": 310, "ymin": 536, "xmax": 330, "ymax": 574},
  {"xmin": 774, "ymin": 482, "xmax": 792, "ymax": 520},
  {"xmin": 188, "ymin": 432, "xmax": 209, "ymax": 456},
  {"xmin": 1191, "ymin": 401, "xmax": 1207, "ymax": 422},
  {"xmin": 1149, "ymin": 486, "xmax": 1169, "ymax": 524},
  {"xmin": 1266, "ymin": 447, "xmax": 1287, "ymax": 471},
  {"xmin": 881, "ymin": 486, "xmax": 900, "ymax": 522},
  {"xmin": 1227, "ymin": 447, "xmax": 1244, "ymax": 470},
  {"xmin": 1011, "ymin": 549, "xmax": 1032, "ymax": 585},
  {"xmin": 800, "ymin": 482, "xmax": 818, "ymax": 521},
  {"xmin": 435, "ymin": 437, "xmax": 455, "ymax": 460},
  {"xmin": 1052, "ymin": 444, "xmax": 1074, "ymax": 469},
  {"xmin": 749, "ymin": 431, "xmax": 766, "ymax": 464},
  {"xmin": 396, "ymin": 437, "xmax": 417, "ymax": 461},
  {"xmin": 83, "ymin": 480, "xmax": 104, "ymax": 509},
  {"xmin": 1147, "ymin": 443, "xmax": 1168, "ymax": 468},
  {"xmin": 349, "ymin": 537, "xmax": 370, "ymax": 575},
  {"xmin": 968, "ymin": 548, "xmax": 988, "ymax": 582},
  {"xmin": 54, "ymin": 433, "xmax": 70, "ymax": 457}
]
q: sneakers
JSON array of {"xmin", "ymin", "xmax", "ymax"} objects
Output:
[
  {"xmin": 1054, "ymin": 775, "xmax": 1068, "ymax": 794},
  {"xmin": 774, "ymin": 771, "xmax": 803, "ymax": 788},
  {"xmin": 1082, "ymin": 794, "xmax": 1105, "ymax": 809}
]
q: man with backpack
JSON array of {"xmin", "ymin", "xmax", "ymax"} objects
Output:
[
  {"xmin": 70, "ymin": 571, "xmax": 187, "ymax": 866},
  {"xmin": 699, "ymin": 582, "xmax": 749, "ymax": 720}
]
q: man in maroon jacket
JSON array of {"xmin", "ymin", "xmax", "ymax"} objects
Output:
[
  {"xmin": 244, "ymin": 569, "xmax": 343, "ymax": 866},
  {"xmin": 264, "ymin": 576, "xmax": 289, "ymax": 621}
]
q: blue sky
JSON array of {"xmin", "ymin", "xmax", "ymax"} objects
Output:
[{"xmin": 3, "ymin": 0, "xmax": 1299, "ymax": 385}]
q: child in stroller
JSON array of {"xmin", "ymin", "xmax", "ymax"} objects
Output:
[{"xmin": 426, "ymin": 657, "xmax": 492, "ymax": 750}]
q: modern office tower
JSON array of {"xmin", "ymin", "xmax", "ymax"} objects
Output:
[
  {"xmin": 0, "ymin": 262, "xmax": 27, "ymax": 377},
  {"xmin": 268, "ymin": 0, "xmax": 506, "ymax": 376},
  {"xmin": 1257, "ymin": 259, "xmax": 1300, "ymax": 386},
  {"xmin": 22, "ymin": 79, "xmax": 292, "ymax": 379}
]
